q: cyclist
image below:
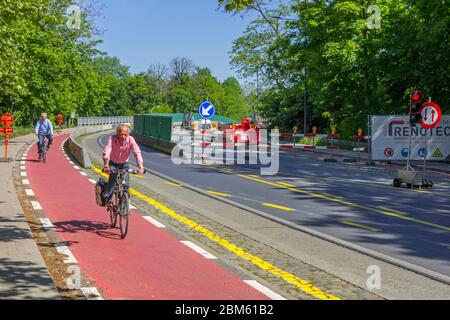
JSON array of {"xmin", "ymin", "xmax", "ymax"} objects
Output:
[
  {"xmin": 102, "ymin": 124, "xmax": 144, "ymax": 203},
  {"xmin": 35, "ymin": 113, "xmax": 54, "ymax": 160}
]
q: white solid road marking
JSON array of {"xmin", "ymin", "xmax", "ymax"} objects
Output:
[
  {"xmin": 22, "ymin": 179, "xmax": 29, "ymax": 185},
  {"xmin": 31, "ymin": 201, "xmax": 42, "ymax": 210},
  {"xmin": 56, "ymin": 246, "xmax": 78, "ymax": 264},
  {"xmin": 181, "ymin": 241, "xmax": 217, "ymax": 260},
  {"xmin": 243, "ymin": 280, "xmax": 287, "ymax": 300},
  {"xmin": 39, "ymin": 218, "xmax": 55, "ymax": 229},
  {"xmin": 80, "ymin": 287, "xmax": 103, "ymax": 300},
  {"xmin": 143, "ymin": 216, "xmax": 166, "ymax": 228},
  {"xmin": 25, "ymin": 189, "xmax": 35, "ymax": 196}
]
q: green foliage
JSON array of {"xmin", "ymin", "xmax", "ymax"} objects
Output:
[
  {"xmin": 228, "ymin": 0, "xmax": 450, "ymax": 135},
  {"xmin": 0, "ymin": 1, "xmax": 250, "ymax": 126}
]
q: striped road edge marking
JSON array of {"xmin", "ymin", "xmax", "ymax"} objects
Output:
[
  {"xmin": 25, "ymin": 189, "xmax": 35, "ymax": 196},
  {"xmin": 244, "ymin": 280, "xmax": 287, "ymax": 300},
  {"xmin": 73, "ymin": 165, "xmax": 81, "ymax": 170},
  {"xmin": 238, "ymin": 174, "xmax": 450, "ymax": 232},
  {"xmin": 262, "ymin": 203, "xmax": 296, "ymax": 212},
  {"xmin": 341, "ymin": 221, "xmax": 380, "ymax": 232},
  {"xmin": 164, "ymin": 181, "xmax": 182, "ymax": 187},
  {"xmin": 31, "ymin": 201, "xmax": 42, "ymax": 210},
  {"xmin": 93, "ymin": 165, "xmax": 340, "ymax": 300},
  {"xmin": 80, "ymin": 172, "xmax": 88, "ymax": 176},
  {"xmin": 277, "ymin": 182, "xmax": 296, "ymax": 188},
  {"xmin": 80, "ymin": 287, "xmax": 103, "ymax": 300},
  {"xmin": 88, "ymin": 179, "xmax": 97, "ymax": 184},
  {"xmin": 130, "ymin": 203, "xmax": 137, "ymax": 210},
  {"xmin": 39, "ymin": 218, "xmax": 55, "ymax": 229},
  {"xmin": 208, "ymin": 191, "xmax": 232, "ymax": 197},
  {"xmin": 20, "ymin": 172, "xmax": 27, "ymax": 177},
  {"xmin": 55, "ymin": 246, "xmax": 78, "ymax": 264},
  {"xmin": 181, "ymin": 241, "xmax": 217, "ymax": 260},
  {"xmin": 142, "ymin": 216, "xmax": 166, "ymax": 228},
  {"xmin": 22, "ymin": 179, "xmax": 30, "ymax": 185}
]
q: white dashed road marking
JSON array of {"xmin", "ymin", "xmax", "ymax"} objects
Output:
[
  {"xmin": 243, "ymin": 280, "xmax": 287, "ymax": 300},
  {"xmin": 55, "ymin": 246, "xmax": 78, "ymax": 264},
  {"xmin": 39, "ymin": 218, "xmax": 55, "ymax": 229},
  {"xmin": 31, "ymin": 201, "xmax": 42, "ymax": 210},
  {"xmin": 181, "ymin": 241, "xmax": 217, "ymax": 260},
  {"xmin": 80, "ymin": 287, "xmax": 103, "ymax": 300},
  {"xmin": 143, "ymin": 216, "xmax": 166, "ymax": 229}
]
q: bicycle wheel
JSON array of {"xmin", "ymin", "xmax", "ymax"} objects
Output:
[
  {"xmin": 108, "ymin": 193, "xmax": 118, "ymax": 227},
  {"xmin": 119, "ymin": 192, "xmax": 130, "ymax": 239},
  {"xmin": 42, "ymin": 143, "xmax": 47, "ymax": 163}
]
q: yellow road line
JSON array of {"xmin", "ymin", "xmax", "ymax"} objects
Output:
[
  {"xmin": 165, "ymin": 181, "xmax": 182, "ymax": 187},
  {"xmin": 208, "ymin": 191, "xmax": 232, "ymax": 197},
  {"xmin": 92, "ymin": 165, "xmax": 340, "ymax": 300},
  {"xmin": 263, "ymin": 203, "xmax": 296, "ymax": 212},
  {"xmin": 342, "ymin": 221, "xmax": 380, "ymax": 232},
  {"xmin": 236, "ymin": 174, "xmax": 450, "ymax": 232},
  {"xmin": 322, "ymin": 192, "xmax": 344, "ymax": 200},
  {"xmin": 277, "ymin": 182, "xmax": 296, "ymax": 188},
  {"xmin": 377, "ymin": 206, "xmax": 407, "ymax": 216}
]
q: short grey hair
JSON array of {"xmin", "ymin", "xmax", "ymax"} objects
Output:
[
  {"xmin": 41, "ymin": 113, "xmax": 47, "ymax": 117},
  {"xmin": 116, "ymin": 123, "xmax": 130, "ymax": 135}
]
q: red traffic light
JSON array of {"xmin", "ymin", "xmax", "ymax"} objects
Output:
[{"xmin": 411, "ymin": 91, "xmax": 424, "ymax": 103}]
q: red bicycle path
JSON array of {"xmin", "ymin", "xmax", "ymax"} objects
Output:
[{"xmin": 25, "ymin": 135, "xmax": 268, "ymax": 300}]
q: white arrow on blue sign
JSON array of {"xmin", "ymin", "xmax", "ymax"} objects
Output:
[{"xmin": 198, "ymin": 101, "xmax": 215, "ymax": 120}]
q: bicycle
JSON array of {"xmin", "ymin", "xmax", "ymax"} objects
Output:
[
  {"xmin": 106, "ymin": 168, "xmax": 143, "ymax": 239},
  {"xmin": 37, "ymin": 135, "xmax": 50, "ymax": 163}
]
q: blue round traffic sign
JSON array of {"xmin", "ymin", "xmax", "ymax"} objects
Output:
[
  {"xmin": 401, "ymin": 148, "xmax": 409, "ymax": 158},
  {"xmin": 418, "ymin": 148, "xmax": 428, "ymax": 158},
  {"xmin": 198, "ymin": 101, "xmax": 215, "ymax": 120}
]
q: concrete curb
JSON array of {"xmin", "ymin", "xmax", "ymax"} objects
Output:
[
  {"xmin": 66, "ymin": 125, "xmax": 113, "ymax": 169},
  {"xmin": 93, "ymin": 132, "xmax": 450, "ymax": 286}
]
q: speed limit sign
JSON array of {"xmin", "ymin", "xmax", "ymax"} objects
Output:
[{"xmin": 419, "ymin": 102, "xmax": 442, "ymax": 129}]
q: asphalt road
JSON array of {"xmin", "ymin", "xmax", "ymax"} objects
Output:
[{"xmin": 89, "ymin": 133, "xmax": 450, "ymax": 278}]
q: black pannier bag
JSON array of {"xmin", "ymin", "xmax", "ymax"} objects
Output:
[{"xmin": 95, "ymin": 177, "xmax": 108, "ymax": 207}]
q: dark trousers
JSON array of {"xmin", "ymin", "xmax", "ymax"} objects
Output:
[
  {"xmin": 102, "ymin": 161, "xmax": 130, "ymax": 201},
  {"xmin": 38, "ymin": 134, "xmax": 53, "ymax": 154}
]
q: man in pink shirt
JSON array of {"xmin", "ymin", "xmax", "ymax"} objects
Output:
[{"xmin": 102, "ymin": 124, "xmax": 144, "ymax": 202}]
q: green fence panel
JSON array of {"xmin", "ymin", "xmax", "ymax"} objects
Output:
[{"xmin": 138, "ymin": 114, "xmax": 172, "ymax": 142}]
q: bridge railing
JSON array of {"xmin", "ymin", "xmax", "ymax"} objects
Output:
[{"xmin": 77, "ymin": 116, "xmax": 134, "ymax": 127}]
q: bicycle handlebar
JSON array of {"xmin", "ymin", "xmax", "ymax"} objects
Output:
[{"xmin": 109, "ymin": 168, "xmax": 146, "ymax": 175}]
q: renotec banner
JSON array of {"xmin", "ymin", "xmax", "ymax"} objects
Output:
[{"xmin": 371, "ymin": 115, "xmax": 450, "ymax": 161}]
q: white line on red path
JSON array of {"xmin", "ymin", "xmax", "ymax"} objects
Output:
[
  {"xmin": 181, "ymin": 241, "xmax": 217, "ymax": 260},
  {"xmin": 142, "ymin": 216, "xmax": 166, "ymax": 229},
  {"xmin": 243, "ymin": 280, "xmax": 287, "ymax": 300},
  {"xmin": 55, "ymin": 246, "xmax": 78, "ymax": 264},
  {"xmin": 80, "ymin": 287, "xmax": 103, "ymax": 300}
]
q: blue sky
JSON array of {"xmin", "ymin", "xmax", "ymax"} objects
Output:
[{"xmin": 93, "ymin": 0, "xmax": 255, "ymax": 81}]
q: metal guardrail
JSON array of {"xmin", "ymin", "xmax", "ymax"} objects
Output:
[{"xmin": 77, "ymin": 117, "xmax": 134, "ymax": 127}]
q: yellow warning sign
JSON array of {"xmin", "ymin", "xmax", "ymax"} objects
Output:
[{"xmin": 432, "ymin": 148, "xmax": 443, "ymax": 158}]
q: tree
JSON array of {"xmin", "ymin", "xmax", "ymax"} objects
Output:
[{"xmin": 169, "ymin": 57, "xmax": 195, "ymax": 83}]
